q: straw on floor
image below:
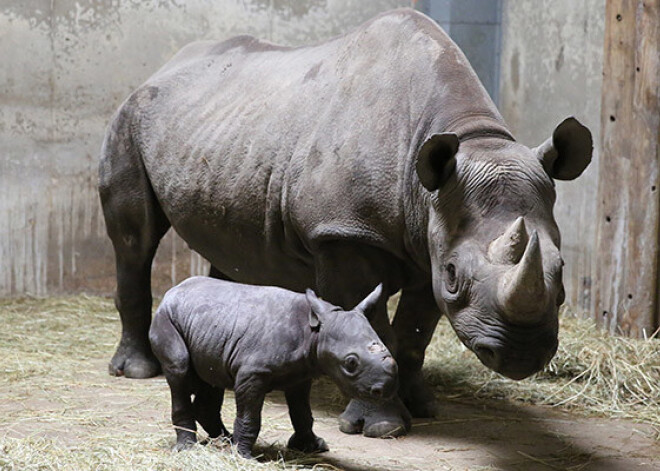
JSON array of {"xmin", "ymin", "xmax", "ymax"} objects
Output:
[{"xmin": 0, "ymin": 295, "xmax": 657, "ymax": 470}]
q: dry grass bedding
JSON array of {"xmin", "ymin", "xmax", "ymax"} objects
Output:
[{"xmin": 0, "ymin": 295, "xmax": 657, "ymax": 470}]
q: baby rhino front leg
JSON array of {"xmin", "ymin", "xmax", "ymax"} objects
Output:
[
  {"xmin": 232, "ymin": 372, "xmax": 269, "ymax": 459},
  {"xmin": 285, "ymin": 381, "xmax": 328, "ymax": 454}
]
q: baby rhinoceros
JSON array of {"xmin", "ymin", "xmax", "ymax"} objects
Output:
[{"xmin": 149, "ymin": 276, "xmax": 398, "ymax": 458}]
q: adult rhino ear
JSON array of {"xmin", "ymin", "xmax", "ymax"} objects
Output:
[
  {"xmin": 305, "ymin": 289, "xmax": 324, "ymax": 330},
  {"xmin": 416, "ymin": 133, "xmax": 460, "ymax": 191},
  {"xmin": 535, "ymin": 117, "xmax": 592, "ymax": 180},
  {"xmin": 354, "ymin": 283, "xmax": 384, "ymax": 319}
]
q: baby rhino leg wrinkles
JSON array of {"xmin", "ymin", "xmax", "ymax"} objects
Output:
[
  {"xmin": 232, "ymin": 372, "xmax": 268, "ymax": 459},
  {"xmin": 285, "ymin": 381, "xmax": 328, "ymax": 453}
]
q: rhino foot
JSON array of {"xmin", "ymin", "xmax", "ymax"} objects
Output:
[
  {"xmin": 338, "ymin": 414, "xmax": 363, "ymax": 434},
  {"xmin": 363, "ymin": 421, "xmax": 407, "ymax": 438},
  {"xmin": 399, "ymin": 371, "xmax": 440, "ymax": 418},
  {"xmin": 109, "ymin": 342, "xmax": 161, "ymax": 378},
  {"xmin": 287, "ymin": 433, "xmax": 329, "ymax": 453},
  {"xmin": 338, "ymin": 398, "xmax": 411, "ymax": 438},
  {"xmin": 173, "ymin": 434, "xmax": 197, "ymax": 451}
]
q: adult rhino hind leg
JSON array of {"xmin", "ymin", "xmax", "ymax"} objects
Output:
[
  {"xmin": 314, "ymin": 242, "xmax": 411, "ymax": 438},
  {"xmin": 99, "ymin": 105, "xmax": 171, "ymax": 379},
  {"xmin": 391, "ymin": 285, "xmax": 442, "ymax": 418}
]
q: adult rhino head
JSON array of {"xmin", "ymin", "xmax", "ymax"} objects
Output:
[{"xmin": 417, "ymin": 117, "xmax": 592, "ymax": 380}]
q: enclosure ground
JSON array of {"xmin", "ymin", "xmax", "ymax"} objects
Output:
[{"xmin": 1, "ymin": 296, "xmax": 658, "ymax": 470}]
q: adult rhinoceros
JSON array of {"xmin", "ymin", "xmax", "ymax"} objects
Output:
[{"xmin": 99, "ymin": 8, "xmax": 592, "ymax": 438}]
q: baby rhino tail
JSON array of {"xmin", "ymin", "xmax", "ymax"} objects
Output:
[{"xmin": 149, "ymin": 307, "xmax": 190, "ymax": 379}]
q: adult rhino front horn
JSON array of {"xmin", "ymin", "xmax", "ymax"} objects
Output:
[
  {"xmin": 99, "ymin": 9, "xmax": 592, "ymax": 438},
  {"xmin": 494, "ymin": 219, "xmax": 548, "ymax": 324}
]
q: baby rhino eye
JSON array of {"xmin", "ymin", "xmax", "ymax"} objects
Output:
[{"xmin": 343, "ymin": 355, "xmax": 359, "ymax": 374}]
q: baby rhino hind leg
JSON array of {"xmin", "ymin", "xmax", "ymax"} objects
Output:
[
  {"xmin": 149, "ymin": 312, "xmax": 197, "ymax": 450},
  {"xmin": 193, "ymin": 383, "xmax": 231, "ymax": 441}
]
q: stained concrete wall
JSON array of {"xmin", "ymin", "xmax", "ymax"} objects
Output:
[
  {"xmin": 499, "ymin": 0, "xmax": 605, "ymax": 312},
  {"xmin": 419, "ymin": 0, "xmax": 502, "ymax": 104},
  {"xmin": 0, "ymin": 0, "xmax": 410, "ymax": 296},
  {"xmin": 1, "ymin": 0, "xmax": 607, "ymax": 309}
]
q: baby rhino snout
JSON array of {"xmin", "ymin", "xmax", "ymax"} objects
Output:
[
  {"xmin": 383, "ymin": 355, "xmax": 398, "ymax": 376},
  {"xmin": 369, "ymin": 355, "xmax": 398, "ymax": 401}
]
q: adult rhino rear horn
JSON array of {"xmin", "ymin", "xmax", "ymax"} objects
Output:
[{"xmin": 496, "ymin": 224, "xmax": 547, "ymax": 324}]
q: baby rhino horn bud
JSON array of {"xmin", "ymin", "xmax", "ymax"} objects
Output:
[
  {"xmin": 497, "ymin": 230, "xmax": 547, "ymax": 324},
  {"xmin": 489, "ymin": 217, "xmax": 529, "ymax": 264}
]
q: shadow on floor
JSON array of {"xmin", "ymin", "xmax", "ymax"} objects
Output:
[{"xmin": 258, "ymin": 377, "xmax": 654, "ymax": 471}]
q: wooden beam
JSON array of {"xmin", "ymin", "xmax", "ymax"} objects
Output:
[{"xmin": 595, "ymin": 0, "xmax": 660, "ymax": 337}]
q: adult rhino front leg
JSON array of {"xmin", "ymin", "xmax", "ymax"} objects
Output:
[
  {"xmin": 314, "ymin": 242, "xmax": 411, "ymax": 438},
  {"xmin": 392, "ymin": 285, "xmax": 443, "ymax": 418}
]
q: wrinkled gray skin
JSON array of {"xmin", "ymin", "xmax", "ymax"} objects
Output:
[
  {"xmin": 149, "ymin": 277, "xmax": 397, "ymax": 458},
  {"xmin": 99, "ymin": 8, "xmax": 592, "ymax": 438}
]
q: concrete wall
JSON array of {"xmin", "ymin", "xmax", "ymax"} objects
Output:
[
  {"xmin": 499, "ymin": 0, "xmax": 606, "ymax": 312},
  {"xmin": 0, "ymin": 0, "xmax": 410, "ymax": 296},
  {"xmin": 419, "ymin": 0, "xmax": 502, "ymax": 104},
  {"xmin": 1, "ymin": 0, "xmax": 607, "ymax": 312}
]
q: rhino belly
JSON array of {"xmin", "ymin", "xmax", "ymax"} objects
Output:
[{"xmin": 167, "ymin": 206, "xmax": 316, "ymax": 292}]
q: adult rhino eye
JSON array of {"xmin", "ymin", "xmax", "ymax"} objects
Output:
[
  {"xmin": 343, "ymin": 355, "xmax": 359, "ymax": 375},
  {"xmin": 445, "ymin": 263, "xmax": 458, "ymax": 294}
]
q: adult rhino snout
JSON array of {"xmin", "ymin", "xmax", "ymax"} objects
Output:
[
  {"xmin": 492, "ymin": 218, "xmax": 548, "ymax": 325},
  {"xmin": 473, "ymin": 334, "xmax": 557, "ymax": 380}
]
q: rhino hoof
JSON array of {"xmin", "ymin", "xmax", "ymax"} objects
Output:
[
  {"xmin": 287, "ymin": 434, "xmax": 329, "ymax": 453},
  {"xmin": 109, "ymin": 351, "xmax": 161, "ymax": 378},
  {"xmin": 338, "ymin": 416, "xmax": 363, "ymax": 434},
  {"xmin": 173, "ymin": 436, "xmax": 196, "ymax": 452},
  {"xmin": 339, "ymin": 398, "xmax": 410, "ymax": 438},
  {"xmin": 363, "ymin": 421, "xmax": 407, "ymax": 439}
]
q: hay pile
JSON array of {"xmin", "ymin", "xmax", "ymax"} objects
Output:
[{"xmin": 0, "ymin": 296, "xmax": 658, "ymax": 470}]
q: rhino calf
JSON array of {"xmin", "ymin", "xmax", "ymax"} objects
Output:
[{"xmin": 149, "ymin": 277, "xmax": 397, "ymax": 458}]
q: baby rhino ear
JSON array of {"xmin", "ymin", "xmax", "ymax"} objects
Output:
[{"xmin": 305, "ymin": 289, "xmax": 324, "ymax": 330}]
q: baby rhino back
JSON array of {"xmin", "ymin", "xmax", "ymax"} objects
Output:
[{"xmin": 151, "ymin": 276, "xmax": 310, "ymax": 388}]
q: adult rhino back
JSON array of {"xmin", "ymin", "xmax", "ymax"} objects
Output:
[
  {"xmin": 99, "ymin": 8, "xmax": 592, "ymax": 438},
  {"xmin": 116, "ymin": 9, "xmax": 502, "ymax": 280}
]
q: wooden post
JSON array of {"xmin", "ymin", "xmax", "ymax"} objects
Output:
[{"xmin": 595, "ymin": 0, "xmax": 660, "ymax": 338}]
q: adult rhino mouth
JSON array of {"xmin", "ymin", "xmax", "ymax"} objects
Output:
[{"xmin": 471, "ymin": 329, "xmax": 558, "ymax": 380}]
